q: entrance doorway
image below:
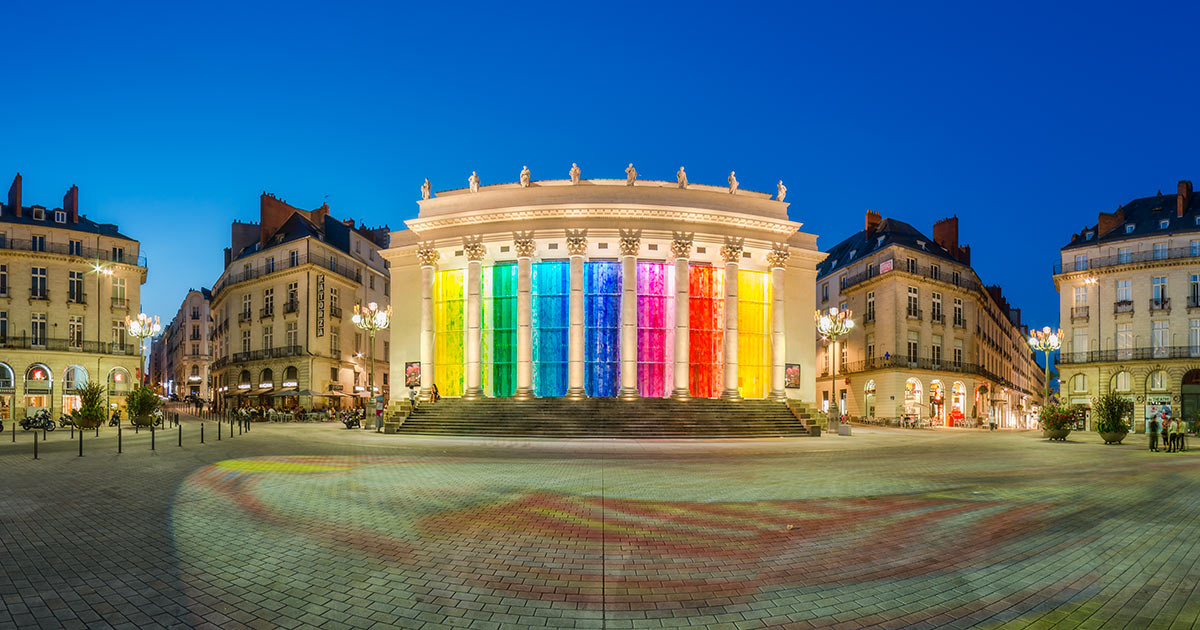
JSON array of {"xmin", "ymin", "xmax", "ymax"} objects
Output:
[
  {"xmin": 864, "ymin": 380, "xmax": 876, "ymax": 419},
  {"xmin": 1182, "ymin": 370, "xmax": 1200, "ymax": 428}
]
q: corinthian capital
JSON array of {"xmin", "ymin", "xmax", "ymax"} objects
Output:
[
  {"xmin": 720, "ymin": 237, "xmax": 745, "ymax": 263},
  {"xmin": 566, "ymin": 229, "xmax": 588, "ymax": 256},
  {"xmin": 766, "ymin": 243, "xmax": 790, "ymax": 269},
  {"xmin": 513, "ymin": 231, "xmax": 536, "ymax": 258},
  {"xmin": 416, "ymin": 243, "xmax": 440, "ymax": 267},
  {"xmin": 463, "ymin": 236, "xmax": 486, "ymax": 261},
  {"xmin": 670, "ymin": 232, "xmax": 694, "ymax": 259},
  {"xmin": 618, "ymin": 229, "xmax": 641, "ymax": 257}
]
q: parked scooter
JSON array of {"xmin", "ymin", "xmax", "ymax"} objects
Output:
[
  {"xmin": 59, "ymin": 413, "xmax": 76, "ymax": 429},
  {"xmin": 20, "ymin": 409, "xmax": 56, "ymax": 432},
  {"xmin": 109, "ymin": 410, "xmax": 122, "ymax": 427}
]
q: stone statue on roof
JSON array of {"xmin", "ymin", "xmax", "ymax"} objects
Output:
[
  {"xmin": 468, "ymin": 171, "xmax": 479, "ymax": 193},
  {"xmin": 777, "ymin": 180, "xmax": 787, "ymax": 202},
  {"xmin": 520, "ymin": 165, "xmax": 531, "ymax": 188},
  {"xmin": 421, "ymin": 178, "xmax": 431, "ymax": 200},
  {"xmin": 569, "ymin": 162, "xmax": 581, "ymax": 184},
  {"xmin": 677, "ymin": 166, "xmax": 688, "ymax": 189},
  {"xmin": 625, "ymin": 163, "xmax": 638, "ymax": 186},
  {"xmin": 728, "ymin": 171, "xmax": 739, "ymax": 194}
]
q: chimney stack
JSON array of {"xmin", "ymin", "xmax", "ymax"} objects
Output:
[
  {"xmin": 7, "ymin": 173, "xmax": 21, "ymax": 218},
  {"xmin": 933, "ymin": 216, "xmax": 959, "ymax": 254},
  {"xmin": 864, "ymin": 210, "xmax": 881, "ymax": 236},
  {"xmin": 1180, "ymin": 180, "xmax": 1193, "ymax": 218},
  {"xmin": 63, "ymin": 185, "xmax": 79, "ymax": 223}
]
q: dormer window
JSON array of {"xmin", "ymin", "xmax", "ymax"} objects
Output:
[
  {"xmin": 1160, "ymin": 219, "xmax": 1170, "ymax": 229},
  {"xmin": 1085, "ymin": 231, "xmax": 1094, "ymax": 240},
  {"xmin": 32, "ymin": 207, "xmax": 45, "ymax": 221},
  {"xmin": 1125, "ymin": 223, "xmax": 1135, "ymax": 234},
  {"xmin": 54, "ymin": 211, "xmax": 66, "ymax": 224},
  {"xmin": 916, "ymin": 240, "xmax": 926, "ymax": 249},
  {"xmin": 848, "ymin": 250, "xmax": 856, "ymax": 259},
  {"xmin": 876, "ymin": 235, "xmax": 885, "ymax": 247}
]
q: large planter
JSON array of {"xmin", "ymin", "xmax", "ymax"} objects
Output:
[
  {"xmin": 1043, "ymin": 429, "xmax": 1071, "ymax": 441},
  {"xmin": 131, "ymin": 414, "xmax": 155, "ymax": 428},
  {"xmin": 1100, "ymin": 430, "xmax": 1129, "ymax": 445}
]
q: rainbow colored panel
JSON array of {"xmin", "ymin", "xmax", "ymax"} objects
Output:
[
  {"xmin": 532, "ymin": 261, "xmax": 569, "ymax": 397},
  {"xmin": 433, "ymin": 268, "xmax": 465, "ymax": 397},
  {"xmin": 482, "ymin": 264, "xmax": 517, "ymax": 397},
  {"xmin": 738, "ymin": 270, "xmax": 771, "ymax": 399},
  {"xmin": 636, "ymin": 261, "xmax": 674, "ymax": 398},
  {"xmin": 584, "ymin": 261, "xmax": 621, "ymax": 397},
  {"xmin": 688, "ymin": 265, "xmax": 725, "ymax": 398}
]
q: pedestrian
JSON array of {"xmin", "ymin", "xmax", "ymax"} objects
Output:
[
  {"xmin": 432, "ymin": 383, "xmax": 440, "ymax": 403},
  {"xmin": 1167, "ymin": 415, "xmax": 1179, "ymax": 453},
  {"xmin": 1149, "ymin": 416, "xmax": 1160, "ymax": 452},
  {"xmin": 1175, "ymin": 416, "xmax": 1186, "ymax": 452},
  {"xmin": 408, "ymin": 387, "xmax": 417, "ymax": 411}
]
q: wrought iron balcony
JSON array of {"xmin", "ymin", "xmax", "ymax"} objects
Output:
[
  {"xmin": 1149, "ymin": 298, "xmax": 1171, "ymax": 312},
  {"xmin": 1113, "ymin": 300, "xmax": 1134, "ymax": 314},
  {"xmin": 1070, "ymin": 306, "xmax": 1089, "ymax": 320}
]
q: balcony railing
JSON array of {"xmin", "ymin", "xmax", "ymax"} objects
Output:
[
  {"xmin": 0, "ymin": 335, "xmax": 138, "ymax": 356},
  {"xmin": 0, "ymin": 238, "xmax": 148, "ymax": 268},
  {"xmin": 1059, "ymin": 345, "xmax": 1200, "ymax": 365},
  {"xmin": 213, "ymin": 253, "xmax": 365, "ymax": 299},
  {"xmin": 111, "ymin": 297, "xmax": 129, "ymax": 309},
  {"xmin": 330, "ymin": 305, "xmax": 342, "ymax": 318},
  {"xmin": 1070, "ymin": 306, "xmax": 1089, "ymax": 320},
  {"xmin": 30, "ymin": 289, "xmax": 48, "ymax": 300},
  {"xmin": 285, "ymin": 300, "xmax": 300, "ymax": 315},
  {"xmin": 1150, "ymin": 298, "xmax": 1170, "ymax": 312},
  {"xmin": 238, "ymin": 311, "xmax": 252, "ymax": 323},
  {"xmin": 1055, "ymin": 246, "xmax": 1200, "ymax": 275},
  {"xmin": 1114, "ymin": 300, "xmax": 1134, "ymax": 314},
  {"xmin": 821, "ymin": 355, "xmax": 1030, "ymax": 394},
  {"xmin": 906, "ymin": 307, "xmax": 923, "ymax": 321},
  {"xmin": 839, "ymin": 261, "xmax": 983, "ymax": 295},
  {"xmin": 953, "ymin": 316, "xmax": 966, "ymax": 328},
  {"xmin": 931, "ymin": 312, "xmax": 945, "ymax": 324},
  {"xmin": 864, "ymin": 311, "xmax": 875, "ymax": 324},
  {"xmin": 1190, "ymin": 294, "xmax": 1200, "ymax": 309},
  {"xmin": 228, "ymin": 345, "xmax": 306, "ymax": 363},
  {"xmin": 260, "ymin": 306, "xmax": 275, "ymax": 319}
]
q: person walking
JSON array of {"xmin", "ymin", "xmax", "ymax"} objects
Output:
[
  {"xmin": 1175, "ymin": 416, "xmax": 1186, "ymax": 452},
  {"xmin": 1167, "ymin": 415, "xmax": 1179, "ymax": 453},
  {"xmin": 431, "ymin": 383, "xmax": 440, "ymax": 403},
  {"xmin": 1149, "ymin": 416, "xmax": 1160, "ymax": 452}
]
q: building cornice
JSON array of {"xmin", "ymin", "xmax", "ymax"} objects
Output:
[{"xmin": 405, "ymin": 205, "xmax": 802, "ymax": 238}]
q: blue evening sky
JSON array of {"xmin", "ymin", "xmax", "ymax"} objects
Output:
[{"xmin": 2, "ymin": 1, "xmax": 1197, "ymax": 334}]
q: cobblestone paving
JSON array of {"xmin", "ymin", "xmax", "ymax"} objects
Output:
[{"xmin": 1, "ymin": 418, "xmax": 1199, "ymax": 629}]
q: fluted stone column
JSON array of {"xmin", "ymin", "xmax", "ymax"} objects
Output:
[
  {"xmin": 463, "ymin": 238, "xmax": 485, "ymax": 399},
  {"xmin": 768, "ymin": 245, "xmax": 790, "ymax": 401},
  {"xmin": 417, "ymin": 245, "xmax": 439, "ymax": 401},
  {"xmin": 513, "ymin": 233, "xmax": 535, "ymax": 399},
  {"xmin": 671, "ymin": 233, "xmax": 693, "ymax": 399},
  {"xmin": 721, "ymin": 238, "xmax": 743, "ymax": 400},
  {"xmin": 618, "ymin": 230, "xmax": 641, "ymax": 400},
  {"xmin": 566, "ymin": 231, "xmax": 587, "ymax": 399}
]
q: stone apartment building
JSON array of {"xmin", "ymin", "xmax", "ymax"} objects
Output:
[
  {"xmin": 210, "ymin": 193, "xmax": 390, "ymax": 412},
  {"xmin": 1055, "ymin": 180, "xmax": 1200, "ymax": 431},
  {"xmin": 150, "ymin": 288, "xmax": 213, "ymax": 400},
  {"xmin": 0, "ymin": 174, "xmax": 147, "ymax": 419},
  {"xmin": 816, "ymin": 212, "xmax": 1045, "ymax": 427}
]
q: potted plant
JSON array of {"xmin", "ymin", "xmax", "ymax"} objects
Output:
[
  {"xmin": 126, "ymin": 385, "xmax": 161, "ymax": 427},
  {"xmin": 1039, "ymin": 403, "xmax": 1077, "ymax": 441},
  {"xmin": 1092, "ymin": 392, "xmax": 1132, "ymax": 445},
  {"xmin": 70, "ymin": 381, "xmax": 107, "ymax": 429}
]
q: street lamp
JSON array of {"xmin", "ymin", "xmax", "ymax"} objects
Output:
[
  {"xmin": 352, "ymin": 301, "xmax": 391, "ymax": 430},
  {"xmin": 126, "ymin": 313, "xmax": 161, "ymax": 386},
  {"xmin": 815, "ymin": 306, "xmax": 854, "ymax": 420},
  {"xmin": 1028, "ymin": 326, "xmax": 1061, "ymax": 407}
]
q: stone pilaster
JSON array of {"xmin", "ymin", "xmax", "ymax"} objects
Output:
[
  {"xmin": 767, "ymin": 244, "xmax": 790, "ymax": 401},
  {"xmin": 416, "ymin": 244, "xmax": 439, "ymax": 401},
  {"xmin": 566, "ymin": 230, "xmax": 587, "ymax": 399},
  {"xmin": 463, "ymin": 237, "xmax": 485, "ymax": 399},
  {"xmin": 513, "ymin": 232, "xmax": 535, "ymax": 399},
  {"xmin": 720, "ymin": 238, "xmax": 743, "ymax": 400},
  {"xmin": 671, "ymin": 233, "xmax": 693, "ymax": 399},
  {"xmin": 618, "ymin": 229, "xmax": 641, "ymax": 400}
]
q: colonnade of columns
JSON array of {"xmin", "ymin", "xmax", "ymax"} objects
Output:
[{"xmin": 416, "ymin": 233, "xmax": 791, "ymax": 401}]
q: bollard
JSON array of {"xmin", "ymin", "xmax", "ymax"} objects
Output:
[
  {"xmin": 218, "ymin": 421, "xmax": 222, "ymax": 441},
  {"xmin": 118, "ymin": 424, "xmax": 122, "ymax": 454},
  {"xmin": 178, "ymin": 424, "xmax": 182, "ymax": 447},
  {"xmin": 34, "ymin": 432, "xmax": 38, "ymax": 460},
  {"xmin": 201, "ymin": 423, "xmax": 205, "ymax": 444},
  {"xmin": 95, "ymin": 425, "xmax": 99, "ymax": 438},
  {"xmin": 79, "ymin": 429, "xmax": 83, "ymax": 457},
  {"xmin": 151, "ymin": 424, "xmax": 155, "ymax": 451},
  {"xmin": 71, "ymin": 425, "xmax": 75, "ymax": 439},
  {"xmin": 11, "ymin": 421, "xmax": 14, "ymax": 442},
  {"xmin": 43, "ymin": 428, "xmax": 47, "ymax": 441},
  {"xmin": 238, "ymin": 419, "xmax": 243, "ymax": 435}
]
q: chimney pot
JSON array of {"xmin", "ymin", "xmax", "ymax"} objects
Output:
[
  {"xmin": 7, "ymin": 173, "xmax": 22, "ymax": 218},
  {"xmin": 864, "ymin": 210, "xmax": 882, "ymax": 236},
  {"xmin": 1179, "ymin": 180, "xmax": 1193, "ymax": 218}
]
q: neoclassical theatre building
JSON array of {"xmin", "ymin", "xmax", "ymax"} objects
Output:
[{"xmin": 381, "ymin": 168, "xmax": 824, "ymax": 405}]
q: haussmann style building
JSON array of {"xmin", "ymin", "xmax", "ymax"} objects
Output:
[
  {"xmin": 149, "ymin": 288, "xmax": 214, "ymax": 401},
  {"xmin": 1055, "ymin": 180, "xmax": 1200, "ymax": 431},
  {"xmin": 380, "ymin": 166, "xmax": 825, "ymax": 409},
  {"xmin": 209, "ymin": 193, "xmax": 390, "ymax": 412},
  {"xmin": 815, "ymin": 212, "xmax": 1045, "ymax": 427},
  {"xmin": 0, "ymin": 174, "xmax": 148, "ymax": 420}
]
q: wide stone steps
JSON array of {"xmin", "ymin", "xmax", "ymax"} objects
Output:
[{"xmin": 396, "ymin": 398, "xmax": 814, "ymax": 438}]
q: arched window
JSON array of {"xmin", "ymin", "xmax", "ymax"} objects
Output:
[
  {"xmin": 0, "ymin": 363, "xmax": 13, "ymax": 389},
  {"xmin": 864, "ymin": 380, "xmax": 876, "ymax": 395},
  {"xmin": 259, "ymin": 368, "xmax": 274, "ymax": 387},
  {"xmin": 1147, "ymin": 370, "xmax": 1168, "ymax": 392},
  {"xmin": 1072, "ymin": 373, "xmax": 1089, "ymax": 393},
  {"xmin": 239, "ymin": 370, "xmax": 252, "ymax": 386},
  {"xmin": 108, "ymin": 367, "xmax": 131, "ymax": 393},
  {"xmin": 190, "ymin": 365, "xmax": 200, "ymax": 377},
  {"xmin": 64, "ymin": 365, "xmax": 89, "ymax": 390},
  {"xmin": 25, "ymin": 363, "xmax": 51, "ymax": 383},
  {"xmin": 284, "ymin": 366, "xmax": 298, "ymax": 381},
  {"xmin": 1111, "ymin": 371, "xmax": 1131, "ymax": 393}
]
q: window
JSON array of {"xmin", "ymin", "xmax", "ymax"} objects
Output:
[
  {"xmin": 866, "ymin": 333, "xmax": 875, "ymax": 362},
  {"xmin": 32, "ymin": 207, "xmax": 45, "ymax": 221},
  {"xmin": 331, "ymin": 329, "xmax": 340, "ymax": 355},
  {"xmin": 1118, "ymin": 247, "xmax": 1132, "ymax": 263},
  {"xmin": 286, "ymin": 321, "xmax": 298, "ymax": 347},
  {"xmin": 907, "ymin": 286, "xmax": 919, "ymax": 318},
  {"xmin": 1150, "ymin": 371, "xmax": 1167, "ymax": 391},
  {"xmin": 243, "ymin": 263, "xmax": 251, "ymax": 277},
  {"xmin": 953, "ymin": 341, "xmax": 963, "ymax": 367},
  {"xmin": 241, "ymin": 330, "xmax": 251, "ymax": 353},
  {"xmin": 263, "ymin": 326, "xmax": 273, "ymax": 350},
  {"xmin": 1152, "ymin": 276, "xmax": 1167, "ymax": 302},
  {"xmin": 69, "ymin": 271, "xmax": 84, "ymax": 303},
  {"xmin": 907, "ymin": 331, "xmax": 919, "ymax": 359},
  {"xmin": 263, "ymin": 288, "xmax": 274, "ymax": 315},
  {"xmin": 1085, "ymin": 231, "xmax": 1094, "ymax": 240},
  {"xmin": 1074, "ymin": 254, "xmax": 1087, "ymax": 270},
  {"xmin": 112, "ymin": 246, "xmax": 125, "ymax": 263},
  {"xmin": 54, "ymin": 210, "xmax": 66, "ymax": 223},
  {"xmin": 1160, "ymin": 219, "xmax": 1170, "ymax": 230},
  {"xmin": 1192, "ymin": 320, "xmax": 1200, "ymax": 355},
  {"xmin": 1074, "ymin": 286, "xmax": 1087, "ymax": 307},
  {"xmin": 242, "ymin": 294, "xmax": 252, "ymax": 317},
  {"xmin": 191, "ymin": 307, "xmax": 200, "ymax": 319},
  {"xmin": 112, "ymin": 277, "xmax": 126, "ymax": 302},
  {"xmin": 191, "ymin": 343, "xmax": 199, "ymax": 355},
  {"xmin": 821, "ymin": 282, "xmax": 828, "ymax": 302},
  {"xmin": 953, "ymin": 298, "xmax": 964, "ymax": 326},
  {"xmin": 906, "ymin": 257, "xmax": 917, "ymax": 273},
  {"xmin": 1153, "ymin": 321, "xmax": 1169, "ymax": 357},
  {"xmin": 30, "ymin": 267, "xmax": 47, "ymax": 298},
  {"xmin": 31, "ymin": 313, "xmax": 46, "ymax": 346},
  {"xmin": 288, "ymin": 281, "xmax": 299, "ymax": 305},
  {"xmin": 931, "ymin": 334, "xmax": 942, "ymax": 365},
  {"xmin": 330, "ymin": 287, "xmax": 339, "ymax": 312},
  {"xmin": 1072, "ymin": 374, "xmax": 1088, "ymax": 393},
  {"xmin": 1073, "ymin": 329, "xmax": 1088, "ymax": 354},
  {"xmin": 1125, "ymin": 223, "xmax": 1135, "ymax": 234},
  {"xmin": 0, "ymin": 310, "xmax": 6, "ymax": 342},
  {"xmin": 1113, "ymin": 371, "xmax": 1131, "ymax": 392},
  {"xmin": 330, "ymin": 367, "xmax": 338, "ymax": 382},
  {"xmin": 1117, "ymin": 323, "xmax": 1133, "ymax": 359},
  {"xmin": 929, "ymin": 265, "xmax": 940, "ymax": 281},
  {"xmin": 69, "ymin": 239, "xmax": 82, "ymax": 256},
  {"xmin": 1193, "ymin": 241, "xmax": 1200, "ymax": 257},
  {"xmin": 68, "ymin": 316, "xmax": 83, "ymax": 349},
  {"xmin": 1154, "ymin": 243, "xmax": 1168, "ymax": 260},
  {"xmin": 951, "ymin": 270, "xmax": 960, "ymax": 285},
  {"xmin": 866, "ymin": 291, "xmax": 875, "ymax": 322},
  {"xmin": 1192, "ymin": 274, "xmax": 1200, "ymax": 306},
  {"xmin": 112, "ymin": 320, "xmax": 126, "ymax": 347},
  {"xmin": 289, "ymin": 250, "xmax": 299, "ymax": 266},
  {"xmin": 0, "ymin": 264, "xmax": 6, "ymax": 296},
  {"xmin": 354, "ymin": 332, "xmax": 362, "ymax": 354},
  {"xmin": 265, "ymin": 256, "xmax": 275, "ymax": 273},
  {"xmin": 931, "ymin": 292, "xmax": 943, "ymax": 322},
  {"xmin": 1116, "ymin": 279, "xmax": 1131, "ymax": 302},
  {"xmin": 369, "ymin": 275, "xmax": 375, "ymax": 290},
  {"xmin": 31, "ymin": 235, "xmax": 45, "ymax": 251}
]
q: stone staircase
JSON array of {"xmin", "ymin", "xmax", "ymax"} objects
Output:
[{"xmin": 394, "ymin": 397, "xmax": 816, "ymax": 439}]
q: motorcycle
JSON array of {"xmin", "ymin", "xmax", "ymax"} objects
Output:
[
  {"xmin": 20, "ymin": 409, "xmax": 56, "ymax": 432},
  {"xmin": 109, "ymin": 410, "xmax": 122, "ymax": 427},
  {"xmin": 59, "ymin": 413, "xmax": 77, "ymax": 429}
]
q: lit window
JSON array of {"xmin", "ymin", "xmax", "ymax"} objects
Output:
[
  {"xmin": 1125, "ymin": 224, "xmax": 1135, "ymax": 234},
  {"xmin": 1160, "ymin": 219, "xmax": 1170, "ymax": 229}
]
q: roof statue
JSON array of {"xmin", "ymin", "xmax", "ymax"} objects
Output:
[
  {"xmin": 421, "ymin": 178, "xmax": 431, "ymax": 200},
  {"xmin": 625, "ymin": 163, "xmax": 638, "ymax": 186},
  {"xmin": 777, "ymin": 180, "xmax": 787, "ymax": 202},
  {"xmin": 569, "ymin": 162, "xmax": 581, "ymax": 184},
  {"xmin": 728, "ymin": 171, "xmax": 739, "ymax": 194},
  {"xmin": 676, "ymin": 166, "xmax": 688, "ymax": 189},
  {"xmin": 520, "ymin": 165, "xmax": 531, "ymax": 188},
  {"xmin": 468, "ymin": 171, "xmax": 480, "ymax": 193}
]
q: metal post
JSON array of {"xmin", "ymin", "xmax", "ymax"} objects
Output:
[
  {"xmin": 33, "ymin": 432, "xmax": 38, "ymax": 460},
  {"xmin": 201, "ymin": 423, "xmax": 205, "ymax": 444},
  {"xmin": 151, "ymin": 424, "xmax": 155, "ymax": 451},
  {"xmin": 218, "ymin": 421, "xmax": 221, "ymax": 440},
  {"xmin": 178, "ymin": 424, "xmax": 182, "ymax": 447},
  {"xmin": 118, "ymin": 423, "xmax": 122, "ymax": 453},
  {"xmin": 79, "ymin": 429, "xmax": 83, "ymax": 457}
]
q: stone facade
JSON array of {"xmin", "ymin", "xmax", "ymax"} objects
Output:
[{"xmin": 150, "ymin": 288, "xmax": 214, "ymax": 401}]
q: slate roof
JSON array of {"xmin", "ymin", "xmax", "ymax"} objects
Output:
[
  {"xmin": 816, "ymin": 218, "xmax": 960, "ymax": 280},
  {"xmin": 1063, "ymin": 190, "xmax": 1200, "ymax": 250},
  {"xmin": 0, "ymin": 204, "xmax": 137, "ymax": 241}
]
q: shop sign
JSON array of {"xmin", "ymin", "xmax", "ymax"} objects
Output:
[
  {"xmin": 316, "ymin": 273, "xmax": 326, "ymax": 337},
  {"xmin": 879, "ymin": 259, "xmax": 893, "ymax": 274}
]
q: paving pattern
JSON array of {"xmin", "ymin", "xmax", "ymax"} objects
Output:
[{"xmin": 1, "ymin": 417, "xmax": 1199, "ymax": 629}]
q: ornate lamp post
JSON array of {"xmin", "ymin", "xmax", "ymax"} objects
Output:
[
  {"xmin": 126, "ymin": 312, "xmax": 161, "ymax": 387},
  {"xmin": 1028, "ymin": 326, "xmax": 1061, "ymax": 406},
  {"xmin": 352, "ymin": 301, "xmax": 391, "ymax": 430},
  {"xmin": 815, "ymin": 306, "xmax": 855, "ymax": 421}
]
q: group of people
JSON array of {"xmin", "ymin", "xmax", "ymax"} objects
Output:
[{"xmin": 1148, "ymin": 413, "xmax": 1189, "ymax": 453}]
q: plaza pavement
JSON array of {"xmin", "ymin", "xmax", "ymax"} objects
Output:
[{"xmin": 1, "ymin": 416, "xmax": 1198, "ymax": 630}]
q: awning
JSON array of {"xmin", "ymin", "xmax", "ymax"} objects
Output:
[
  {"xmin": 324, "ymin": 391, "xmax": 353, "ymax": 398},
  {"xmin": 251, "ymin": 387, "xmax": 274, "ymax": 396},
  {"xmin": 271, "ymin": 388, "xmax": 298, "ymax": 397}
]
